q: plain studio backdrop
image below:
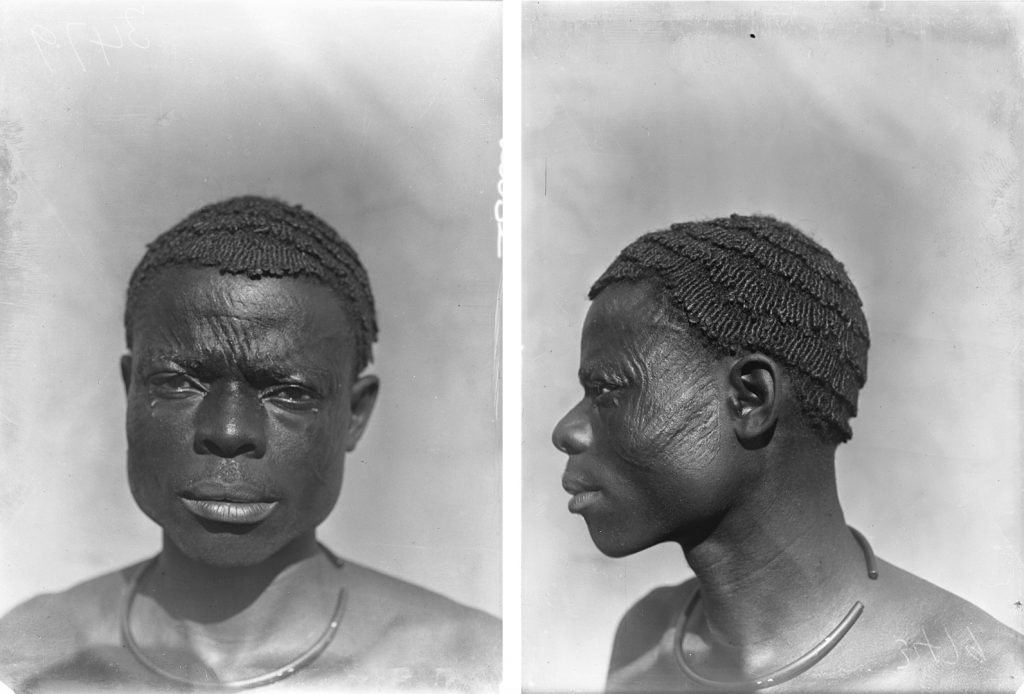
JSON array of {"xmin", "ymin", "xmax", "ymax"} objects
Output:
[
  {"xmin": 524, "ymin": 3, "xmax": 1022, "ymax": 691},
  {"xmin": 0, "ymin": 3, "xmax": 501, "ymax": 619}
]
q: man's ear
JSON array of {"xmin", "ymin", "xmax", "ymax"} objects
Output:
[
  {"xmin": 728, "ymin": 353, "xmax": 778, "ymax": 449},
  {"xmin": 120, "ymin": 355, "xmax": 133, "ymax": 394},
  {"xmin": 345, "ymin": 374, "xmax": 380, "ymax": 451}
]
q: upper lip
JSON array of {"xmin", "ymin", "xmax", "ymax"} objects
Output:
[
  {"xmin": 179, "ymin": 481, "xmax": 277, "ymax": 504},
  {"xmin": 561, "ymin": 474, "xmax": 600, "ymax": 496}
]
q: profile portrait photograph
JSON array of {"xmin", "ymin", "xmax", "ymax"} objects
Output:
[
  {"xmin": 523, "ymin": 3, "xmax": 1023, "ymax": 693},
  {"xmin": 0, "ymin": 3, "xmax": 500, "ymax": 692}
]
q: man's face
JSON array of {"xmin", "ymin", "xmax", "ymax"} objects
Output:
[
  {"xmin": 551, "ymin": 282, "xmax": 737, "ymax": 557},
  {"xmin": 122, "ymin": 267, "xmax": 377, "ymax": 567}
]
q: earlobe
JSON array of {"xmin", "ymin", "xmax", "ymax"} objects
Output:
[
  {"xmin": 120, "ymin": 355, "xmax": 133, "ymax": 394},
  {"xmin": 345, "ymin": 375, "xmax": 380, "ymax": 451},
  {"xmin": 728, "ymin": 354, "xmax": 778, "ymax": 449}
]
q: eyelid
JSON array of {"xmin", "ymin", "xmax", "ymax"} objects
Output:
[
  {"xmin": 584, "ymin": 379, "xmax": 623, "ymax": 399},
  {"xmin": 149, "ymin": 368, "xmax": 190, "ymax": 380},
  {"xmin": 261, "ymin": 383, "xmax": 321, "ymax": 409},
  {"xmin": 148, "ymin": 371, "xmax": 206, "ymax": 393},
  {"xmin": 264, "ymin": 383, "xmax": 314, "ymax": 397}
]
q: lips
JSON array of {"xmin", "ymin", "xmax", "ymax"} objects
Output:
[
  {"xmin": 180, "ymin": 498, "xmax": 278, "ymax": 524},
  {"xmin": 179, "ymin": 482, "xmax": 278, "ymax": 525},
  {"xmin": 562, "ymin": 474, "xmax": 601, "ymax": 514}
]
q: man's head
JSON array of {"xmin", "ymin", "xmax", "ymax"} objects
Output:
[
  {"xmin": 553, "ymin": 215, "xmax": 869, "ymax": 556},
  {"xmin": 590, "ymin": 214, "xmax": 869, "ymax": 445},
  {"xmin": 120, "ymin": 196, "xmax": 379, "ymax": 567}
]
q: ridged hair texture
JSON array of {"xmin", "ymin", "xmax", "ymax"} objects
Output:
[
  {"xmin": 589, "ymin": 214, "xmax": 869, "ymax": 444},
  {"xmin": 124, "ymin": 195, "xmax": 378, "ymax": 373}
]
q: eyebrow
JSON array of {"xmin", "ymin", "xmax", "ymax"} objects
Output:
[
  {"xmin": 577, "ymin": 359, "xmax": 625, "ymax": 385},
  {"xmin": 139, "ymin": 349, "xmax": 337, "ymax": 384}
]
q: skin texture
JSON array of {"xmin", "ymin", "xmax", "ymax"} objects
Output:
[{"xmin": 553, "ymin": 281, "xmax": 1024, "ymax": 692}]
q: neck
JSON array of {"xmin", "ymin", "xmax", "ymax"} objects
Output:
[
  {"xmin": 681, "ymin": 446, "xmax": 870, "ymax": 670},
  {"xmin": 146, "ymin": 533, "xmax": 324, "ymax": 623},
  {"xmin": 130, "ymin": 532, "xmax": 342, "ymax": 674}
]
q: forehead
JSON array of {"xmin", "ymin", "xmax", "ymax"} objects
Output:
[
  {"xmin": 581, "ymin": 282, "xmax": 698, "ymax": 368},
  {"xmin": 131, "ymin": 267, "xmax": 355, "ymax": 364}
]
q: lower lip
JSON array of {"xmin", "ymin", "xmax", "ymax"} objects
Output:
[
  {"xmin": 180, "ymin": 498, "xmax": 278, "ymax": 524},
  {"xmin": 568, "ymin": 490, "xmax": 601, "ymax": 514}
]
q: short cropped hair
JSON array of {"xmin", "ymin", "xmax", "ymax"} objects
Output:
[
  {"xmin": 590, "ymin": 214, "xmax": 869, "ymax": 445},
  {"xmin": 124, "ymin": 195, "xmax": 378, "ymax": 373}
]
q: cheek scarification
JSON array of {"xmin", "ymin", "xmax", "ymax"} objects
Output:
[{"xmin": 604, "ymin": 360, "xmax": 720, "ymax": 472}]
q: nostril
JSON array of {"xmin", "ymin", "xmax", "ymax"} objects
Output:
[
  {"xmin": 555, "ymin": 436, "xmax": 586, "ymax": 456},
  {"xmin": 552, "ymin": 433, "xmax": 572, "ymax": 455},
  {"xmin": 193, "ymin": 388, "xmax": 267, "ymax": 459},
  {"xmin": 198, "ymin": 437, "xmax": 258, "ymax": 460}
]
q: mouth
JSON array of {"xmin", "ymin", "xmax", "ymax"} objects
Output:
[
  {"xmin": 178, "ymin": 483, "xmax": 279, "ymax": 524},
  {"xmin": 562, "ymin": 477, "xmax": 602, "ymax": 515},
  {"xmin": 567, "ymin": 490, "xmax": 601, "ymax": 514},
  {"xmin": 180, "ymin": 498, "xmax": 278, "ymax": 524}
]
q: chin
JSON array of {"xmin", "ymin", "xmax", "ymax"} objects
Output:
[
  {"xmin": 587, "ymin": 526, "xmax": 652, "ymax": 559},
  {"xmin": 167, "ymin": 525, "xmax": 298, "ymax": 568}
]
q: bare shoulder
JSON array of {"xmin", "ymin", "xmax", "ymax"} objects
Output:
[
  {"xmin": 340, "ymin": 559, "xmax": 500, "ymax": 632},
  {"xmin": 0, "ymin": 560, "xmax": 146, "ymax": 641},
  {"xmin": 0, "ymin": 561, "xmax": 148, "ymax": 689},
  {"xmin": 608, "ymin": 578, "xmax": 697, "ymax": 683},
  {"xmin": 605, "ymin": 568, "xmax": 1023, "ymax": 693},
  {"xmin": 333, "ymin": 559, "xmax": 501, "ymax": 689},
  {"xmin": 849, "ymin": 558, "xmax": 1024, "ymax": 692}
]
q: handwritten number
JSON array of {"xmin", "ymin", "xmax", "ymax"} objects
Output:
[
  {"xmin": 31, "ymin": 12, "xmax": 148, "ymax": 75},
  {"xmin": 29, "ymin": 25, "xmax": 58, "ymax": 73},
  {"xmin": 494, "ymin": 138, "xmax": 504, "ymax": 258},
  {"xmin": 896, "ymin": 626, "xmax": 988, "ymax": 671},
  {"xmin": 64, "ymin": 22, "xmax": 88, "ymax": 72},
  {"xmin": 89, "ymin": 24, "xmax": 124, "ymax": 66},
  {"xmin": 941, "ymin": 627, "xmax": 960, "ymax": 666},
  {"xmin": 895, "ymin": 639, "xmax": 912, "ymax": 670},
  {"xmin": 124, "ymin": 8, "xmax": 149, "ymax": 49},
  {"xmin": 910, "ymin": 628, "xmax": 940, "ymax": 663},
  {"xmin": 963, "ymin": 626, "xmax": 987, "ymax": 664}
]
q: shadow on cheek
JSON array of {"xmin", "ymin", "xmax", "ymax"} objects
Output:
[{"xmin": 296, "ymin": 433, "xmax": 347, "ymax": 486}]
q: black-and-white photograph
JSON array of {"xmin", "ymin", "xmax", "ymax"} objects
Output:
[
  {"xmin": 523, "ymin": 2, "xmax": 1022, "ymax": 692},
  {"xmin": 0, "ymin": 3, "xmax": 501, "ymax": 691},
  {"xmin": 3, "ymin": 2, "xmax": 1024, "ymax": 693}
]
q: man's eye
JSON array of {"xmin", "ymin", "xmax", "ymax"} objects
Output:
[
  {"xmin": 587, "ymin": 383, "xmax": 620, "ymax": 407},
  {"xmin": 263, "ymin": 385, "xmax": 318, "ymax": 410},
  {"xmin": 149, "ymin": 373, "xmax": 203, "ymax": 395}
]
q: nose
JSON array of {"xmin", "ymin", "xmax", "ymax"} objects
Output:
[
  {"xmin": 551, "ymin": 400, "xmax": 593, "ymax": 455},
  {"xmin": 194, "ymin": 383, "xmax": 267, "ymax": 459}
]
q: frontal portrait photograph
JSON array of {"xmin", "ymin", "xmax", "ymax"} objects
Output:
[
  {"xmin": 0, "ymin": 3, "xmax": 500, "ymax": 692},
  {"xmin": 523, "ymin": 3, "xmax": 1023, "ymax": 692}
]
